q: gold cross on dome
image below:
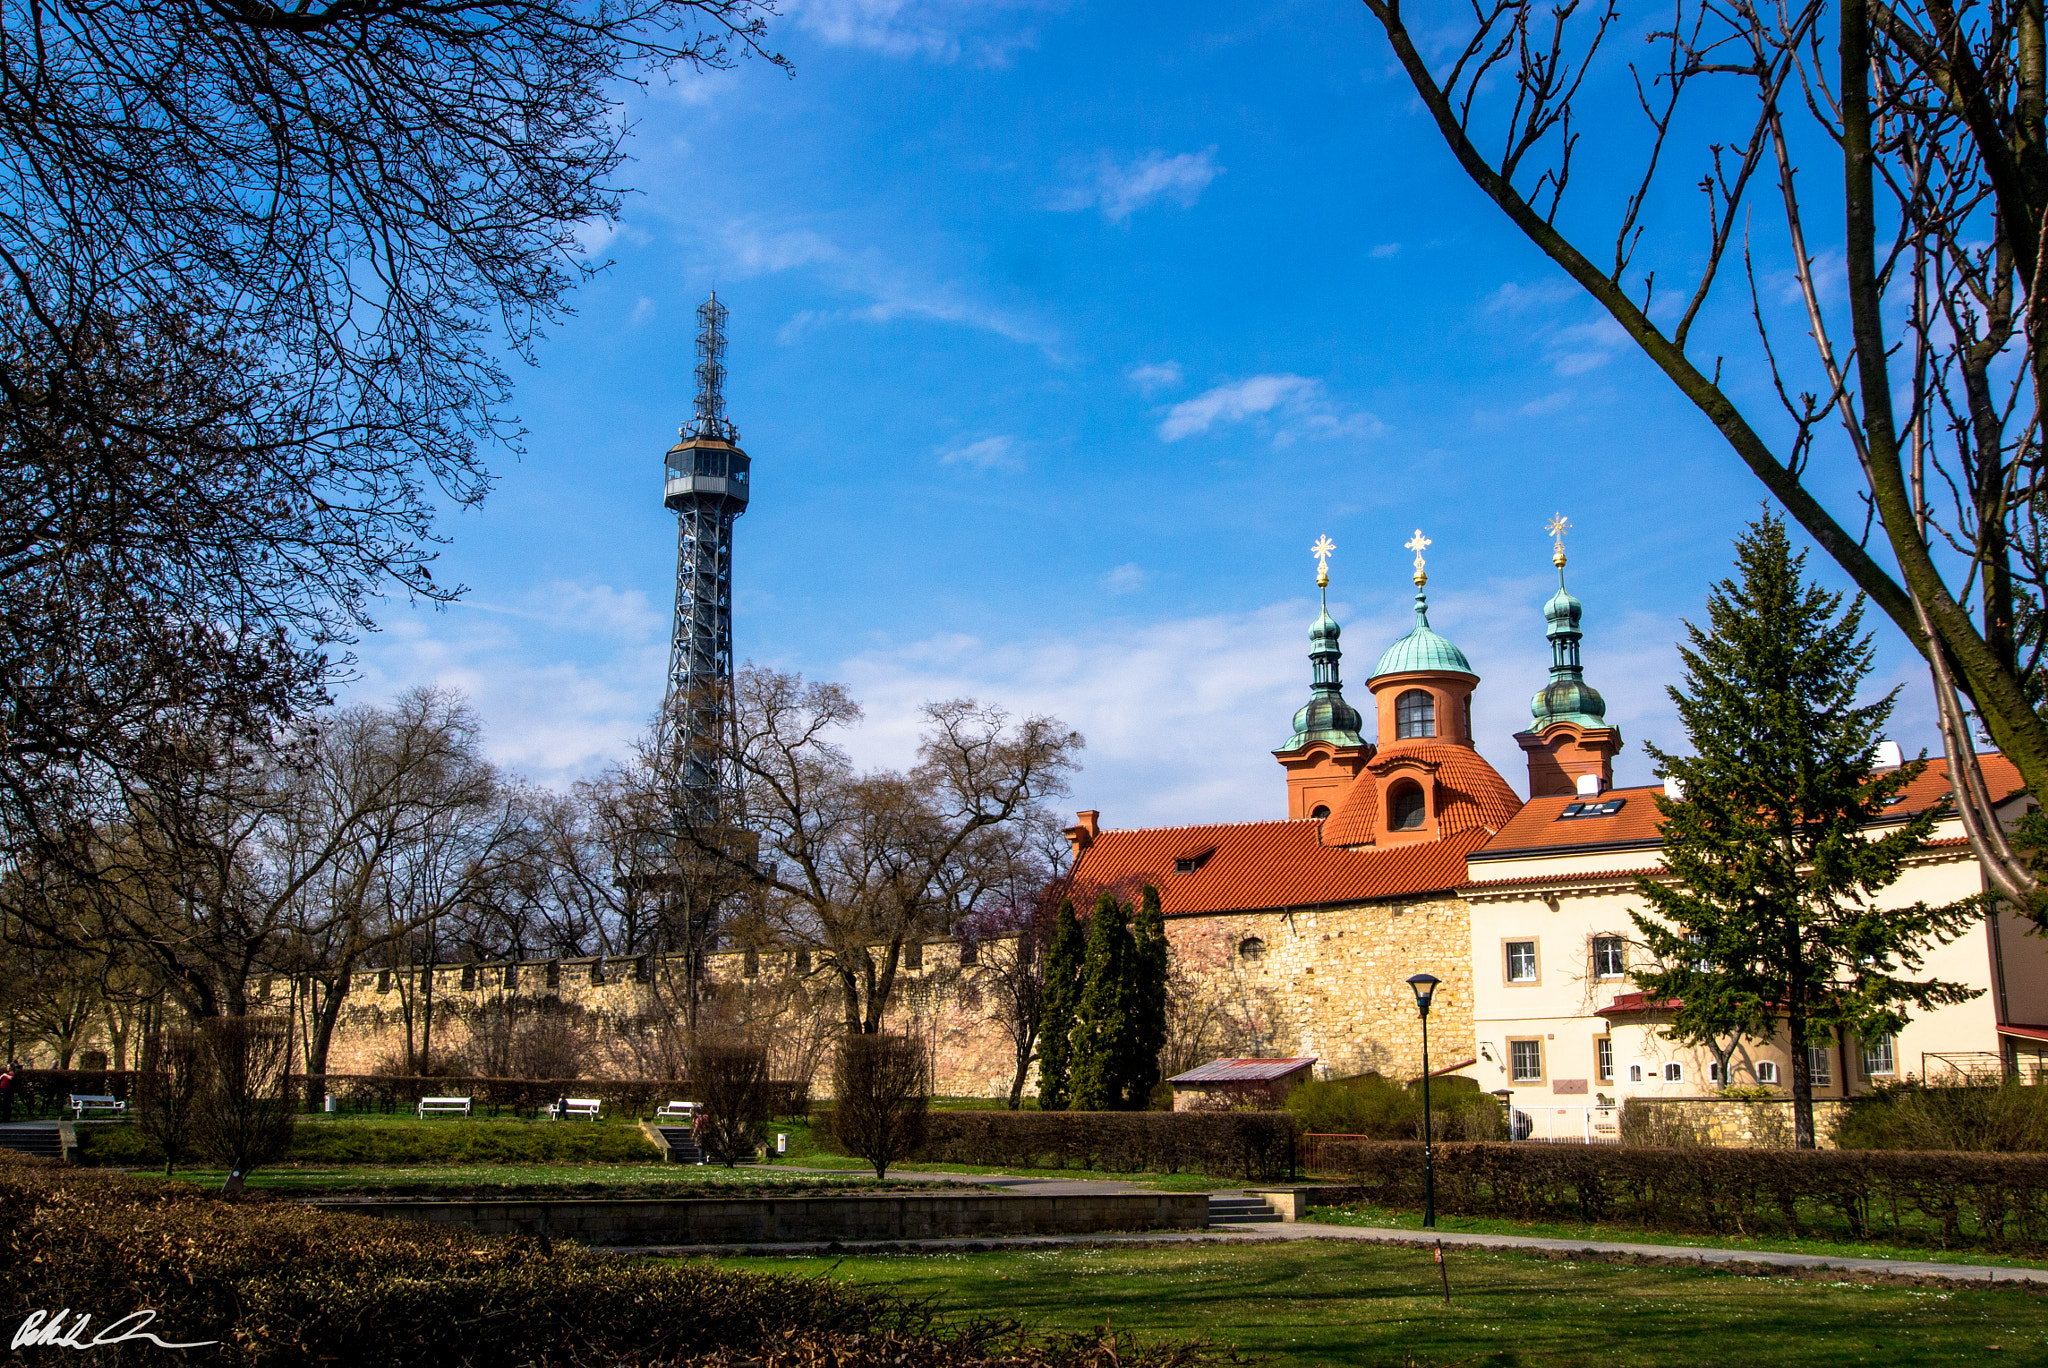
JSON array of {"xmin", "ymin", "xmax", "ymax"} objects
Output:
[
  {"xmin": 1546, "ymin": 512, "xmax": 1572, "ymax": 567},
  {"xmin": 1405, "ymin": 528, "xmax": 1431, "ymax": 586},
  {"xmin": 1311, "ymin": 535, "xmax": 1335, "ymax": 586}
]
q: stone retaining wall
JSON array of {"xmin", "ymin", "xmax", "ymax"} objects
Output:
[
  {"xmin": 315, "ymin": 1191, "xmax": 1211, "ymax": 1245},
  {"xmin": 1624, "ymin": 1097, "xmax": 1851, "ymax": 1149}
]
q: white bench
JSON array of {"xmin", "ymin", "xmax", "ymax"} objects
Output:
[
  {"xmin": 69, "ymin": 1094, "xmax": 125, "ymax": 1119},
  {"xmin": 653, "ymin": 1100, "xmax": 698, "ymax": 1123},
  {"xmin": 554, "ymin": 1097, "xmax": 601, "ymax": 1121},
  {"xmin": 417, "ymin": 1096, "xmax": 472, "ymax": 1119}
]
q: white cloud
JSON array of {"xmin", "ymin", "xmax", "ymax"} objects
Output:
[
  {"xmin": 631, "ymin": 297, "xmax": 656, "ymax": 324},
  {"xmin": 1157, "ymin": 373, "xmax": 1384, "ymax": 447},
  {"xmin": 1483, "ymin": 280, "xmax": 1632, "ymax": 376},
  {"xmin": 1518, "ymin": 389, "xmax": 1575, "ymax": 417},
  {"xmin": 1484, "ymin": 279, "xmax": 1579, "ymax": 314},
  {"xmin": 1369, "ymin": 242, "xmax": 1402, "ymax": 259},
  {"xmin": 1101, "ymin": 563, "xmax": 1148, "ymax": 595},
  {"xmin": 1126, "ymin": 361, "xmax": 1184, "ymax": 395},
  {"xmin": 939, "ymin": 435, "xmax": 1024, "ymax": 470},
  {"xmin": 714, "ymin": 222, "xmax": 1053, "ymax": 351},
  {"xmin": 785, "ymin": 0, "xmax": 1050, "ymax": 65},
  {"xmin": 1051, "ymin": 149, "xmax": 1222, "ymax": 224}
]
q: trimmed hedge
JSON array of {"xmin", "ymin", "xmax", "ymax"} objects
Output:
[
  {"xmin": 77, "ymin": 1116, "xmax": 664, "ymax": 1169},
  {"xmin": 3, "ymin": 1070, "xmax": 142, "ymax": 1117},
  {"xmin": 303, "ymin": 1074, "xmax": 808, "ymax": 1118},
  {"xmin": 1314, "ymin": 1139, "xmax": 2048, "ymax": 1250},
  {"xmin": 813, "ymin": 1109, "xmax": 1298, "ymax": 1181},
  {"xmin": 0, "ymin": 1155, "xmax": 1218, "ymax": 1367}
]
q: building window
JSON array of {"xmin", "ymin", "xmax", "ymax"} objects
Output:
[
  {"xmin": 504, "ymin": 963, "xmax": 519, "ymax": 991},
  {"xmin": 1707, "ymin": 1061, "xmax": 1724, "ymax": 1084},
  {"xmin": 590, "ymin": 958, "xmax": 605, "ymax": 985},
  {"xmin": 377, "ymin": 969, "xmax": 391, "ymax": 994},
  {"xmin": 1395, "ymin": 689, "xmax": 1436, "ymax": 739},
  {"xmin": 1628, "ymin": 1064, "xmax": 1643, "ymax": 1084},
  {"xmin": 1861, "ymin": 1034, "xmax": 1896, "ymax": 1077},
  {"xmin": 743, "ymin": 947, "xmax": 760, "ymax": 978},
  {"xmin": 959, "ymin": 939, "xmax": 979, "ymax": 967},
  {"xmin": 1592, "ymin": 936, "xmax": 1627, "ymax": 979},
  {"xmin": 545, "ymin": 960, "xmax": 561, "ymax": 990},
  {"xmin": 1806, "ymin": 1044, "xmax": 1833, "ymax": 1088},
  {"xmin": 1388, "ymin": 781, "xmax": 1427, "ymax": 830},
  {"xmin": 1663, "ymin": 1062, "xmax": 1683, "ymax": 1083},
  {"xmin": 460, "ymin": 965, "xmax": 476, "ymax": 991},
  {"xmin": 1310, "ymin": 804, "xmax": 1330, "ymax": 819},
  {"xmin": 634, "ymin": 954, "xmax": 652, "ymax": 983},
  {"xmin": 1505, "ymin": 940, "xmax": 1538, "ymax": 983},
  {"xmin": 905, "ymin": 941, "xmax": 923, "ymax": 971},
  {"xmin": 1510, "ymin": 1038, "xmax": 1543, "ymax": 1083},
  {"xmin": 1238, "ymin": 936, "xmax": 1266, "ymax": 962},
  {"xmin": 1756, "ymin": 1061, "xmax": 1779, "ymax": 1085},
  {"xmin": 1596, "ymin": 1036, "xmax": 1614, "ymax": 1083}
]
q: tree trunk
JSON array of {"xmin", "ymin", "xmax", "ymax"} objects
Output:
[
  {"xmin": 306, "ymin": 975, "xmax": 350, "ymax": 1078},
  {"xmin": 1788, "ymin": 953, "xmax": 1814, "ymax": 1148}
]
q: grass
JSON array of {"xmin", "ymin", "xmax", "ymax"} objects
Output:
[
  {"xmin": 697, "ymin": 1240, "xmax": 2048, "ymax": 1367},
  {"xmin": 1306, "ymin": 1201, "xmax": 2048, "ymax": 1272}
]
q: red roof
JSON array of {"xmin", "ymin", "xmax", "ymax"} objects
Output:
[
  {"xmin": 1597, "ymin": 992, "xmax": 1683, "ymax": 1018},
  {"xmin": 1476, "ymin": 756, "xmax": 2024, "ymax": 858},
  {"xmin": 1321, "ymin": 741, "xmax": 1523, "ymax": 848},
  {"xmin": 1169, "ymin": 1056, "xmax": 1318, "ymax": 1084},
  {"xmin": 1068, "ymin": 818, "xmax": 1493, "ymax": 916}
]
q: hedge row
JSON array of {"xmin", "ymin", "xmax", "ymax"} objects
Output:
[
  {"xmin": 0, "ymin": 1155, "xmax": 1217, "ymax": 1367},
  {"xmin": 306, "ymin": 1074, "xmax": 809, "ymax": 1118},
  {"xmin": 1, "ymin": 1070, "xmax": 142, "ymax": 1117},
  {"xmin": 78, "ymin": 1117, "xmax": 664, "ymax": 1170},
  {"xmin": 1314, "ymin": 1139, "xmax": 2048, "ymax": 1249},
  {"xmin": 813, "ymin": 1109, "xmax": 1298, "ymax": 1181}
]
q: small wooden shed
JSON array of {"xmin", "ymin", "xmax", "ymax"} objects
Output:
[{"xmin": 1166, "ymin": 1056, "xmax": 1318, "ymax": 1111}]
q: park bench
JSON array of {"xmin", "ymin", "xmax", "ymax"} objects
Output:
[
  {"xmin": 653, "ymin": 1100, "xmax": 698, "ymax": 1123},
  {"xmin": 417, "ymin": 1096, "xmax": 472, "ymax": 1119},
  {"xmin": 68, "ymin": 1094, "xmax": 125, "ymax": 1119},
  {"xmin": 554, "ymin": 1097, "xmax": 602, "ymax": 1121}
]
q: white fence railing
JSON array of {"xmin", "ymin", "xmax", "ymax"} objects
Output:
[{"xmin": 1509, "ymin": 1103, "xmax": 1621, "ymax": 1144}]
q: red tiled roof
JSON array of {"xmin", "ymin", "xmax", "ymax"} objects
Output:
[
  {"xmin": 1475, "ymin": 756, "xmax": 2024, "ymax": 857},
  {"xmin": 1597, "ymin": 992, "xmax": 1683, "ymax": 1018},
  {"xmin": 1320, "ymin": 741, "xmax": 1523, "ymax": 848},
  {"xmin": 1068, "ymin": 819, "xmax": 1493, "ymax": 916},
  {"xmin": 1168, "ymin": 1056, "xmax": 1318, "ymax": 1084}
]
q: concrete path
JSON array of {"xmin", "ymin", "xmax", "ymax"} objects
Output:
[{"xmin": 623, "ymin": 1213, "xmax": 2048, "ymax": 1285}]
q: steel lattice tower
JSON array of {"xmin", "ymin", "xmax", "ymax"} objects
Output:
[{"xmin": 663, "ymin": 293, "xmax": 751, "ymax": 819}]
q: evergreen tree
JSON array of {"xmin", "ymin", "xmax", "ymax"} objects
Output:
[
  {"xmin": 1631, "ymin": 514, "xmax": 1982, "ymax": 1148},
  {"xmin": 1035, "ymin": 897, "xmax": 1084, "ymax": 1111},
  {"xmin": 1124, "ymin": 884, "xmax": 1170, "ymax": 1109},
  {"xmin": 1067, "ymin": 890, "xmax": 1133, "ymax": 1111}
]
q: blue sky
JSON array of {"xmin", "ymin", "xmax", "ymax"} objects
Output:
[{"xmin": 344, "ymin": 0, "xmax": 1941, "ymax": 829}]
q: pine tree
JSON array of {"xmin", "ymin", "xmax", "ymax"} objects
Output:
[
  {"xmin": 1067, "ymin": 890, "xmax": 1133, "ymax": 1111},
  {"xmin": 1035, "ymin": 897, "xmax": 1084, "ymax": 1112},
  {"xmin": 1631, "ymin": 514, "xmax": 1982, "ymax": 1148},
  {"xmin": 1124, "ymin": 883, "xmax": 1170, "ymax": 1109}
]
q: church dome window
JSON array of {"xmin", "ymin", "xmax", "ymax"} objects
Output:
[
  {"xmin": 1310, "ymin": 804, "xmax": 1331, "ymax": 819},
  {"xmin": 1238, "ymin": 936, "xmax": 1266, "ymax": 961},
  {"xmin": 1396, "ymin": 689, "xmax": 1436, "ymax": 739},
  {"xmin": 1388, "ymin": 780, "xmax": 1427, "ymax": 830}
]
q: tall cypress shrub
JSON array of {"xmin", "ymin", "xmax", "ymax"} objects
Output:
[
  {"xmin": 1068, "ymin": 891, "xmax": 1133, "ymax": 1111},
  {"xmin": 1035, "ymin": 898, "xmax": 1084, "ymax": 1111},
  {"xmin": 1125, "ymin": 883, "xmax": 1170, "ymax": 1109}
]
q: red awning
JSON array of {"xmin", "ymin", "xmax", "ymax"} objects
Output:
[{"xmin": 1997, "ymin": 1024, "xmax": 2048, "ymax": 1043}]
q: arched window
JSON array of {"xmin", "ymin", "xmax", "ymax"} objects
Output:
[
  {"xmin": 1310, "ymin": 804, "xmax": 1331, "ymax": 820},
  {"xmin": 1388, "ymin": 780, "xmax": 1427, "ymax": 831},
  {"xmin": 1238, "ymin": 936, "xmax": 1266, "ymax": 962},
  {"xmin": 1396, "ymin": 688, "xmax": 1436, "ymax": 739}
]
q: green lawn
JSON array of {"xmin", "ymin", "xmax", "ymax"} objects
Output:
[
  {"xmin": 1307, "ymin": 1202, "xmax": 2048, "ymax": 1272},
  {"xmin": 697, "ymin": 1241, "xmax": 2048, "ymax": 1367}
]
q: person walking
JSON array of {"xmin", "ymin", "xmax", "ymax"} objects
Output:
[{"xmin": 0, "ymin": 1059, "xmax": 19, "ymax": 1124}]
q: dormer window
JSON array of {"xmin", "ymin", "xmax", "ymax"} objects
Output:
[
  {"xmin": 1388, "ymin": 780, "xmax": 1427, "ymax": 830},
  {"xmin": 1175, "ymin": 858, "xmax": 1198, "ymax": 873},
  {"xmin": 1396, "ymin": 689, "xmax": 1436, "ymax": 739},
  {"xmin": 1173, "ymin": 847, "xmax": 1215, "ymax": 874}
]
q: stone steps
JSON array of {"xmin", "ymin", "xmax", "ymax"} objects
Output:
[
  {"xmin": 0, "ymin": 1125, "xmax": 64, "ymax": 1161},
  {"xmin": 1207, "ymin": 1194, "xmax": 1279, "ymax": 1226}
]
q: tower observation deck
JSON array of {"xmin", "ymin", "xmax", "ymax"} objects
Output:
[{"xmin": 664, "ymin": 293, "xmax": 751, "ymax": 817}]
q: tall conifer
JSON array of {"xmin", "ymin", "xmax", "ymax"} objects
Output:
[
  {"xmin": 1631, "ymin": 514, "xmax": 1981, "ymax": 1147},
  {"xmin": 1035, "ymin": 897, "xmax": 1084, "ymax": 1111},
  {"xmin": 1067, "ymin": 891, "xmax": 1133, "ymax": 1111},
  {"xmin": 1124, "ymin": 884, "xmax": 1170, "ymax": 1109}
]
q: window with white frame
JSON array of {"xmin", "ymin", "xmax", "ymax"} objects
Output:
[
  {"xmin": 1510, "ymin": 1038, "xmax": 1543, "ymax": 1083},
  {"xmin": 1755, "ymin": 1061, "xmax": 1779, "ymax": 1085},
  {"xmin": 1663, "ymin": 1062, "xmax": 1683, "ymax": 1082},
  {"xmin": 1505, "ymin": 940, "xmax": 1538, "ymax": 983},
  {"xmin": 1806, "ymin": 1045, "xmax": 1833, "ymax": 1088},
  {"xmin": 1597, "ymin": 1036, "xmax": 1614, "ymax": 1082},
  {"xmin": 1707, "ymin": 1061, "xmax": 1724, "ymax": 1083},
  {"xmin": 1592, "ymin": 936, "xmax": 1627, "ymax": 979},
  {"xmin": 1861, "ymin": 1034, "xmax": 1897, "ymax": 1077}
]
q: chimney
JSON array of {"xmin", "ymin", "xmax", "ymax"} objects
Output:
[
  {"xmin": 1575, "ymin": 773, "xmax": 1603, "ymax": 798},
  {"xmin": 1875, "ymin": 739, "xmax": 1904, "ymax": 771},
  {"xmin": 1663, "ymin": 774, "xmax": 1686, "ymax": 801},
  {"xmin": 1063, "ymin": 809, "xmax": 1101, "ymax": 861}
]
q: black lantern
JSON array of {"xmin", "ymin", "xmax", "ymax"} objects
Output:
[{"xmin": 1406, "ymin": 972, "xmax": 1441, "ymax": 1228}]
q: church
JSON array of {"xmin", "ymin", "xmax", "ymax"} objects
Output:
[{"xmin": 1063, "ymin": 526, "xmax": 2048, "ymax": 1138}]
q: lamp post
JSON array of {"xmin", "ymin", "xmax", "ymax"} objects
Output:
[{"xmin": 1407, "ymin": 972, "xmax": 1440, "ymax": 1230}]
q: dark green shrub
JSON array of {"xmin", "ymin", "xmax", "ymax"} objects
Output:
[
  {"xmin": 0, "ymin": 1155, "xmax": 1217, "ymax": 1367},
  {"xmin": 1834, "ymin": 1080, "xmax": 2048, "ymax": 1152},
  {"xmin": 818, "ymin": 1109, "xmax": 1296, "ymax": 1181},
  {"xmin": 1286, "ymin": 1073, "xmax": 1503, "ymax": 1142}
]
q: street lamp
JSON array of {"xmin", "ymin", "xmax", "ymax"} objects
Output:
[{"xmin": 1407, "ymin": 972, "xmax": 1441, "ymax": 1230}]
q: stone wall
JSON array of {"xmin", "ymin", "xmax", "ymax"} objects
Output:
[{"xmin": 1623, "ymin": 1097, "xmax": 1852, "ymax": 1149}]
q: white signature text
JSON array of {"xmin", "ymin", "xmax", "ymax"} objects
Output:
[{"xmin": 11, "ymin": 1308, "xmax": 219, "ymax": 1351}]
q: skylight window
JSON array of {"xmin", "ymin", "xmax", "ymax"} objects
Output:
[{"xmin": 1557, "ymin": 798, "xmax": 1627, "ymax": 820}]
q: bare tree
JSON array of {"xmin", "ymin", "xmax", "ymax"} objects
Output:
[
  {"xmin": 692, "ymin": 668, "xmax": 1082, "ymax": 1036},
  {"xmin": 1359, "ymin": 1, "xmax": 2048, "ymax": 914},
  {"xmin": 135, "ymin": 1024, "xmax": 205, "ymax": 1178},
  {"xmin": 690, "ymin": 1038, "xmax": 770, "ymax": 1166},
  {"xmin": 194, "ymin": 1016, "xmax": 297, "ymax": 1191},
  {"xmin": 831, "ymin": 1033, "xmax": 930, "ymax": 1181},
  {"xmin": 961, "ymin": 822, "xmax": 1069, "ymax": 1109}
]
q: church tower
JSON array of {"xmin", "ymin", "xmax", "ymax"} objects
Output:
[
  {"xmin": 1514, "ymin": 515, "xmax": 1622, "ymax": 796},
  {"xmin": 1275, "ymin": 536, "xmax": 1371, "ymax": 820}
]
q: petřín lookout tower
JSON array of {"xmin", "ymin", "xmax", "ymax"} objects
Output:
[{"xmin": 663, "ymin": 293, "xmax": 751, "ymax": 818}]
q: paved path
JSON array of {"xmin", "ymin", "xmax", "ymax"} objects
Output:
[{"xmin": 623, "ymin": 1213, "xmax": 2048, "ymax": 1285}]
